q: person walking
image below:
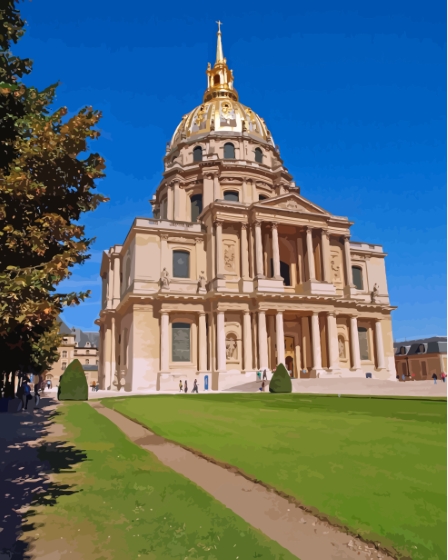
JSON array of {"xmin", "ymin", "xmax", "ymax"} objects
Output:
[
  {"xmin": 401, "ymin": 373, "xmax": 406, "ymax": 382},
  {"xmin": 259, "ymin": 381, "xmax": 265, "ymax": 392},
  {"xmin": 22, "ymin": 382, "xmax": 31, "ymax": 411},
  {"xmin": 441, "ymin": 372, "xmax": 446, "ymax": 383},
  {"xmin": 46, "ymin": 379, "xmax": 51, "ymax": 390},
  {"xmin": 262, "ymin": 369, "xmax": 267, "ymax": 381},
  {"xmin": 179, "ymin": 380, "xmax": 183, "ymax": 392},
  {"xmin": 34, "ymin": 384, "xmax": 41, "ymax": 409},
  {"xmin": 192, "ymin": 379, "xmax": 199, "ymax": 393},
  {"xmin": 184, "ymin": 380, "xmax": 188, "ymax": 394},
  {"xmin": 432, "ymin": 372, "xmax": 437, "ymax": 384}
]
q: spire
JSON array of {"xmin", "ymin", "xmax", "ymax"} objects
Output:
[{"xmin": 215, "ymin": 20, "xmax": 224, "ymax": 63}]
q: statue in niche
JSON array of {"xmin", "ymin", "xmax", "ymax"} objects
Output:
[
  {"xmin": 198, "ymin": 271, "xmax": 207, "ymax": 291},
  {"xmin": 331, "ymin": 258, "xmax": 341, "ymax": 283},
  {"xmin": 226, "ymin": 337, "xmax": 237, "ymax": 360},
  {"xmin": 371, "ymin": 283, "xmax": 379, "ymax": 303},
  {"xmin": 338, "ymin": 336, "xmax": 346, "ymax": 359},
  {"xmin": 160, "ymin": 268, "xmax": 170, "ymax": 289},
  {"xmin": 224, "ymin": 244, "xmax": 235, "ymax": 271}
]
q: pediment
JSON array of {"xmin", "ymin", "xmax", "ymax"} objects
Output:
[{"xmin": 256, "ymin": 193, "xmax": 330, "ymax": 216}]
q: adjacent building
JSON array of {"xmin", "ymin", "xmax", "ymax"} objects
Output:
[
  {"xmin": 394, "ymin": 337, "xmax": 447, "ymax": 380},
  {"xmin": 97, "ymin": 27, "xmax": 397, "ymax": 392},
  {"xmin": 44, "ymin": 320, "xmax": 100, "ymax": 387}
]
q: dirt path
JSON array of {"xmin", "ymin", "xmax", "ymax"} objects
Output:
[{"xmin": 91, "ymin": 401, "xmax": 395, "ymax": 560}]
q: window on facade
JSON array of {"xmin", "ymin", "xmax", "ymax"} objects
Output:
[
  {"xmin": 85, "ymin": 359, "xmax": 89, "ymax": 365},
  {"xmin": 358, "ymin": 327, "xmax": 369, "ymax": 360},
  {"xmin": 173, "ymin": 250, "xmax": 190, "ymax": 278},
  {"xmin": 255, "ymin": 147, "xmax": 263, "ymax": 163},
  {"xmin": 62, "ymin": 362, "xmax": 67, "ymax": 371},
  {"xmin": 172, "ymin": 322, "xmax": 191, "ymax": 362},
  {"xmin": 193, "ymin": 146, "xmax": 203, "ymax": 162},
  {"xmin": 86, "ymin": 349, "xmax": 89, "ymax": 354},
  {"xmin": 400, "ymin": 346, "xmax": 406, "ymax": 355},
  {"xmin": 417, "ymin": 344, "xmax": 425, "ymax": 353},
  {"xmin": 352, "ymin": 266, "xmax": 363, "ymax": 290},
  {"xmin": 190, "ymin": 194, "xmax": 203, "ymax": 222},
  {"xmin": 224, "ymin": 143, "xmax": 235, "ymax": 159},
  {"xmin": 224, "ymin": 190, "xmax": 239, "ymax": 202},
  {"xmin": 259, "ymin": 194, "xmax": 267, "ymax": 201},
  {"xmin": 214, "ymin": 74, "xmax": 220, "ymax": 85},
  {"xmin": 62, "ymin": 351, "xmax": 67, "ymax": 358},
  {"xmin": 280, "ymin": 261, "xmax": 291, "ymax": 286},
  {"xmin": 96, "ymin": 360, "xmax": 99, "ymax": 365}
]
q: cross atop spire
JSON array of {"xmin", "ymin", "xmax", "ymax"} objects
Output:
[
  {"xmin": 204, "ymin": 22, "xmax": 238, "ymax": 102},
  {"xmin": 216, "ymin": 20, "xmax": 222, "ymax": 33},
  {"xmin": 215, "ymin": 20, "xmax": 224, "ymax": 63}
]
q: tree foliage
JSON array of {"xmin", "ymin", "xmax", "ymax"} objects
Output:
[
  {"xmin": 0, "ymin": 0, "xmax": 107, "ymax": 376},
  {"xmin": 58, "ymin": 359, "xmax": 88, "ymax": 401},
  {"xmin": 269, "ymin": 363, "xmax": 292, "ymax": 394}
]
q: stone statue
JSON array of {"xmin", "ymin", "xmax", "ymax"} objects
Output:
[
  {"xmin": 224, "ymin": 244, "xmax": 235, "ymax": 271},
  {"xmin": 371, "ymin": 283, "xmax": 379, "ymax": 303},
  {"xmin": 331, "ymin": 259, "xmax": 340, "ymax": 283},
  {"xmin": 226, "ymin": 338, "xmax": 237, "ymax": 360},
  {"xmin": 198, "ymin": 271, "xmax": 207, "ymax": 291},
  {"xmin": 161, "ymin": 268, "xmax": 170, "ymax": 289},
  {"xmin": 338, "ymin": 337, "xmax": 346, "ymax": 359}
]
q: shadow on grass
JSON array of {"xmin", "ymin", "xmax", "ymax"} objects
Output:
[{"xmin": 0, "ymin": 397, "xmax": 87, "ymax": 560}]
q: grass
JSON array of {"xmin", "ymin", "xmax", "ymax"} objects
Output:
[
  {"xmin": 103, "ymin": 394, "xmax": 447, "ymax": 560},
  {"xmin": 28, "ymin": 402, "xmax": 297, "ymax": 559}
]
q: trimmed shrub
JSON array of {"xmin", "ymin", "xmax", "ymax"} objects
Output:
[
  {"xmin": 58, "ymin": 359, "xmax": 88, "ymax": 401},
  {"xmin": 269, "ymin": 363, "xmax": 292, "ymax": 394}
]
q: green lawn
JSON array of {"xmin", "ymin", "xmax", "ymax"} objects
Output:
[
  {"xmin": 30, "ymin": 402, "xmax": 297, "ymax": 559},
  {"xmin": 103, "ymin": 394, "xmax": 447, "ymax": 560}
]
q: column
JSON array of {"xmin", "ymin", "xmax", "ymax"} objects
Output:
[
  {"xmin": 215, "ymin": 220, "xmax": 224, "ymax": 278},
  {"xmin": 198, "ymin": 313, "xmax": 207, "ymax": 372},
  {"xmin": 104, "ymin": 325, "xmax": 112, "ymax": 389},
  {"xmin": 350, "ymin": 315, "xmax": 361, "ymax": 369},
  {"xmin": 327, "ymin": 312, "xmax": 339, "ymax": 370},
  {"xmin": 296, "ymin": 234, "xmax": 305, "ymax": 284},
  {"xmin": 160, "ymin": 311, "xmax": 169, "ymax": 372},
  {"xmin": 173, "ymin": 180, "xmax": 180, "ymax": 221},
  {"xmin": 107, "ymin": 256, "xmax": 113, "ymax": 308},
  {"xmin": 268, "ymin": 315, "xmax": 276, "ymax": 368},
  {"xmin": 321, "ymin": 230, "xmax": 330, "ymax": 283},
  {"xmin": 240, "ymin": 223, "xmax": 249, "ymax": 279},
  {"xmin": 243, "ymin": 311, "xmax": 253, "ymax": 371},
  {"xmin": 271, "ymin": 223, "xmax": 281, "ymax": 279},
  {"xmin": 257, "ymin": 310, "xmax": 269, "ymax": 370},
  {"xmin": 310, "ymin": 312, "xmax": 322, "ymax": 370},
  {"xmin": 306, "ymin": 227, "xmax": 316, "ymax": 281},
  {"xmin": 216, "ymin": 311, "xmax": 226, "ymax": 372},
  {"xmin": 167, "ymin": 184, "xmax": 174, "ymax": 220},
  {"xmin": 344, "ymin": 235, "xmax": 353, "ymax": 287},
  {"xmin": 112, "ymin": 255, "xmax": 121, "ymax": 305},
  {"xmin": 213, "ymin": 173, "xmax": 220, "ymax": 201},
  {"xmin": 375, "ymin": 319, "xmax": 386, "ymax": 369},
  {"xmin": 110, "ymin": 316, "xmax": 116, "ymax": 389},
  {"xmin": 276, "ymin": 311, "xmax": 285, "ymax": 366},
  {"xmin": 301, "ymin": 316, "xmax": 309, "ymax": 370},
  {"xmin": 254, "ymin": 221, "xmax": 264, "ymax": 278}
]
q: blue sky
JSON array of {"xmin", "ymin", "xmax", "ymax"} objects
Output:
[{"xmin": 15, "ymin": 0, "xmax": 446, "ymax": 340}]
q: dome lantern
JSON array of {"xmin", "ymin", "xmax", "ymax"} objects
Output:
[{"xmin": 204, "ymin": 21, "xmax": 238, "ymax": 103}]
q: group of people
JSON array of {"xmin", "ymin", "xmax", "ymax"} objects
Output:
[
  {"xmin": 90, "ymin": 381, "xmax": 99, "ymax": 392},
  {"xmin": 18, "ymin": 378, "xmax": 41, "ymax": 411},
  {"xmin": 179, "ymin": 379, "xmax": 199, "ymax": 393},
  {"xmin": 398, "ymin": 372, "xmax": 446, "ymax": 384}
]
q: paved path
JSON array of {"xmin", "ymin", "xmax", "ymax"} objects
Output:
[{"xmin": 91, "ymin": 401, "xmax": 395, "ymax": 560}]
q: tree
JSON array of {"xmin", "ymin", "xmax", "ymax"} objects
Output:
[
  {"xmin": 0, "ymin": 0, "xmax": 107, "ymax": 385},
  {"xmin": 58, "ymin": 359, "xmax": 88, "ymax": 401},
  {"xmin": 269, "ymin": 363, "xmax": 292, "ymax": 393}
]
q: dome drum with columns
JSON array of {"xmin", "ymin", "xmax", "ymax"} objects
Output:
[{"xmin": 97, "ymin": 25, "xmax": 397, "ymax": 393}]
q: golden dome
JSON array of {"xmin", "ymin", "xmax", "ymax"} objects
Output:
[{"xmin": 169, "ymin": 24, "xmax": 275, "ymax": 150}]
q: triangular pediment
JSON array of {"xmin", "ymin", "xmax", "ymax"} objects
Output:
[{"xmin": 256, "ymin": 193, "xmax": 330, "ymax": 216}]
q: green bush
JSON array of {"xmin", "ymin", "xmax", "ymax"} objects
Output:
[
  {"xmin": 58, "ymin": 359, "xmax": 88, "ymax": 401},
  {"xmin": 269, "ymin": 363, "xmax": 292, "ymax": 393}
]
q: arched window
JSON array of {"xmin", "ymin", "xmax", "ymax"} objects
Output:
[
  {"xmin": 193, "ymin": 146, "xmax": 203, "ymax": 162},
  {"xmin": 62, "ymin": 350, "xmax": 67, "ymax": 358},
  {"xmin": 85, "ymin": 359, "xmax": 89, "ymax": 365},
  {"xmin": 417, "ymin": 344, "xmax": 425, "ymax": 354},
  {"xmin": 213, "ymin": 74, "xmax": 220, "ymax": 85},
  {"xmin": 224, "ymin": 143, "xmax": 235, "ymax": 159},
  {"xmin": 357, "ymin": 327, "xmax": 369, "ymax": 360},
  {"xmin": 352, "ymin": 266, "xmax": 363, "ymax": 290},
  {"xmin": 224, "ymin": 191, "xmax": 239, "ymax": 202},
  {"xmin": 255, "ymin": 147, "xmax": 263, "ymax": 163},
  {"xmin": 172, "ymin": 322, "xmax": 191, "ymax": 362},
  {"xmin": 259, "ymin": 195, "xmax": 268, "ymax": 201},
  {"xmin": 190, "ymin": 194, "xmax": 203, "ymax": 222},
  {"xmin": 173, "ymin": 250, "xmax": 190, "ymax": 278}
]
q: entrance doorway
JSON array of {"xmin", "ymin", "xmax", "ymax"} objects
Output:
[{"xmin": 285, "ymin": 336, "xmax": 295, "ymax": 378}]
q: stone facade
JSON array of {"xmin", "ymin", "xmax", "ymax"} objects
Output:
[
  {"xmin": 394, "ymin": 337, "xmax": 447, "ymax": 380},
  {"xmin": 96, "ymin": 28, "xmax": 397, "ymax": 392}
]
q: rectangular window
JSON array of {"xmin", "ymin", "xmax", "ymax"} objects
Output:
[
  {"xmin": 358, "ymin": 327, "xmax": 369, "ymax": 360},
  {"xmin": 62, "ymin": 351, "xmax": 67, "ymax": 358},
  {"xmin": 352, "ymin": 266, "xmax": 364, "ymax": 290},
  {"xmin": 172, "ymin": 323, "xmax": 191, "ymax": 362},
  {"xmin": 173, "ymin": 250, "xmax": 190, "ymax": 278},
  {"xmin": 62, "ymin": 362, "xmax": 67, "ymax": 371}
]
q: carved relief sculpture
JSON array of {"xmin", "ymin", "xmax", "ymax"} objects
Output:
[
  {"xmin": 224, "ymin": 242, "xmax": 235, "ymax": 271},
  {"xmin": 160, "ymin": 268, "xmax": 170, "ymax": 289},
  {"xmin": 338, "ymin": 336, "xmax": 346, "ymax": 359},
  {"xmin": 331, "ymin": 252, "xmax": 342, "ymax": 284}
]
